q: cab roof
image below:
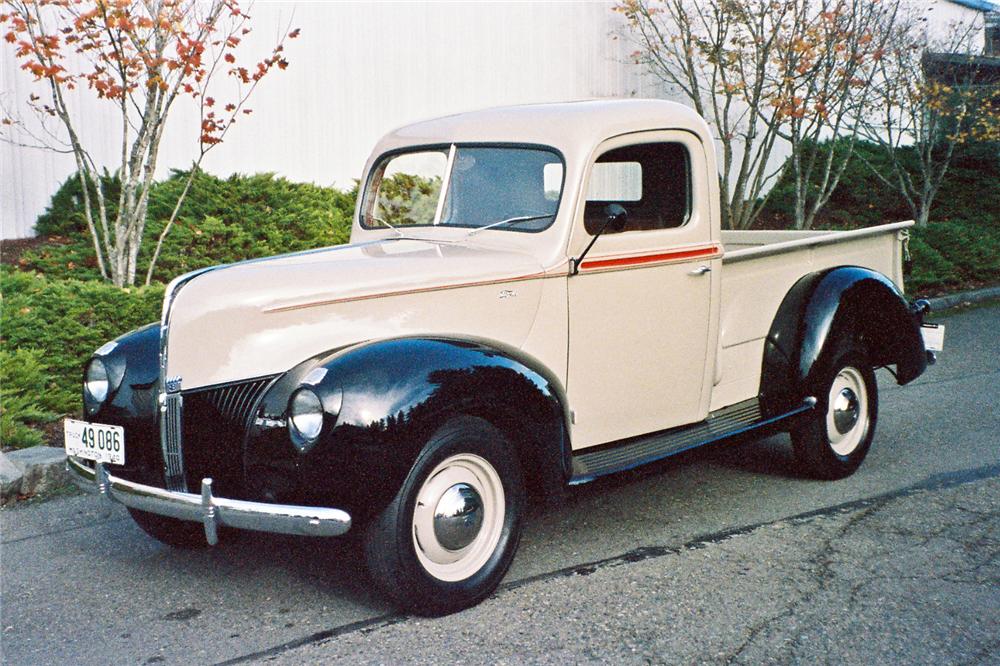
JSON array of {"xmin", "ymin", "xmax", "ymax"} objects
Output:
[{"xmin": 375, "ymin": 99, "xmax": 711, "ymax": 155}]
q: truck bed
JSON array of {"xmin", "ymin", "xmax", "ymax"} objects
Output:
[{"xmin": 712, "ymin": 221, "xmax": 913, "ymax": 411}]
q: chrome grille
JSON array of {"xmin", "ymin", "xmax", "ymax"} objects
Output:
[{"xmin": 160, "ymin": 392, "xmax": 186, "ymax": 491}]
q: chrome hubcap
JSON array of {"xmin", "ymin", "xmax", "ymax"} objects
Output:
[
  {"xmin": 433, "ymin": 483, "xmax": 484, "ymax": 551},
  {"xmin": 832, "ymin": 387, "xmax": 860, "ymax": 435},
  {"xmin": 412, "ymin": 453, "xmax": 505, "ymax": 582},
  {"xmin": 825, "ymin": 366, "xmax": 869, "ymax": 456}
]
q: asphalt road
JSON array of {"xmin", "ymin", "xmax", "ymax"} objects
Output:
[{"xmin": 2, "ymin": 302, "xmax": 998, "ymax": 665}]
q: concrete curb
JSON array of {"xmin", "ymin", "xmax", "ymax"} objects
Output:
[
  {"xmin": 0, "ymin": 446, "xmax": 70, "ymax": 505},
  {"xmin": 0, "ymin": 452, "xmax": 25, "ymax": 506},
  {"xmin": 926, "ymin": 286, "xmax": 1000, "ymax": 312}
]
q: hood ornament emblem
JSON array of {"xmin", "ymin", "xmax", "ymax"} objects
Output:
[{"xmin": 165, "ymin": 376, "xmax": 183, "ymax": 392}]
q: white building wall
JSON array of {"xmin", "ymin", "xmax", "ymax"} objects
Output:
[
  {"xmin": 919, "ymin": 0, "xmax": 988, "ymax": 47},
  {"xmin": 3, "ymin": 1, "xmax": 992, "ymax": 240},
  {"xmin": 1, "ymin": 1, "xmax": 664, "ymax": 240}
]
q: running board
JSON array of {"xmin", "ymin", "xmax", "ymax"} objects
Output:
[{"xmin": 569, "ymin": 397, "xmax": 817, "ymax": 485}]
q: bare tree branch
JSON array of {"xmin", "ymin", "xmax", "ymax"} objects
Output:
[
  {"xmin": 2, "ymin": 0, "xmax": 297, "ymax": 286},
  {"xmin": 855, "ymin": 7, "xmax": 1000, "ymax": 226}
]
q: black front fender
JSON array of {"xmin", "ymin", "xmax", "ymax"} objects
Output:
[
  {"xmin": 245, "ymin": 337, "xmax": 570, "ymax": 521},
  {"xmin": 84, "ymin": 322, "xmax": 163, "ymax": 484}
]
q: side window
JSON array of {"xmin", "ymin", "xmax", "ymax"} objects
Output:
[{"xmin": 584, "ymin": 142, "xmax": 690, "ymax": 235}]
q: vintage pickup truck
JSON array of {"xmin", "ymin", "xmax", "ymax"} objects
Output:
[{"xmin": 66, "ymin": 99, "xmax": 938, "ymax": 614}]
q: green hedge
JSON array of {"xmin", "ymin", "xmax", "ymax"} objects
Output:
[
  {"xmin": 1, "ymin": 268, "xmax": 164, "ymax": 448},
  {"xmin": 23, "ymin": 170, "xmax": 357, "ymax": 283},
  {"xmin": 4, "ymin": 170, "xmax": 356, "ymax": 449},
  {"xmin": 1, "ymin": 348, "xmax": 57, "ymax": 449}
]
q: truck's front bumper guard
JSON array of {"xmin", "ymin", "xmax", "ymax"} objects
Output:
[{"xmin": 67, "ymin": 456, "xmax": 352, "ymax": 545}]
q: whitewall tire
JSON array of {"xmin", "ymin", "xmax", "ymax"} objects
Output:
[
  {"xmin": 792, "ymin": 343, "xmax": 878, "ymax": 480},
  {"xmin": 364, "ymin": 416, "xmax": 525, "ymax": 615}
]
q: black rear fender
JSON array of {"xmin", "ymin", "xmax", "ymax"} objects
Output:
[{"xmin": 760, "ymin": 266, "xmax": 927, "ymax": 417}]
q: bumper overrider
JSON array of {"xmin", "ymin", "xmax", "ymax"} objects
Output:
[{"xmin": 67, "ymin": 456, "xmax": 351, "ymax": 545}]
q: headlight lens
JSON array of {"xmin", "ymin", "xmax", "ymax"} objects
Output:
[
  {"xmin": 83, "ymin": 357, "xmax": 109, "ymax": 413},
  {"xmin": 288, "ymin": 387, "xmax": 324, "ymax": 448}
]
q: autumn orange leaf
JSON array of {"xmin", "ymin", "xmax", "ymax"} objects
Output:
[{"xmin": 1, "ymin": 0, "xmax": 295, "ymax": 286}]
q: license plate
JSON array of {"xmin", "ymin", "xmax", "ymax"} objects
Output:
[
  {"xmin": 921, "ymin": 323, "xmax": 945, "ymax": 352},
  {"xmin": 64, "ymin": 418, "xmax": 125, "ymax": 465}
]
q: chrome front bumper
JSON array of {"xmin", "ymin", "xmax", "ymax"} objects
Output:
[{"xmin": 67, "ymin": 457, "xmax": 352, "ymax": 545}]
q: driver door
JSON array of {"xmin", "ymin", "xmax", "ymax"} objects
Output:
[{"xmin": 566, "ymin": 131, "xmax": 720, "ymax": 450}]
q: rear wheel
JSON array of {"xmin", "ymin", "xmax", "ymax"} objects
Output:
[
  {"xmin": 791, "ymin": 343, "xmax": 878, "ymax": 480},
  {"xmin": 364, "ymin": 416, "xmax": 525, "ymax": 615}
]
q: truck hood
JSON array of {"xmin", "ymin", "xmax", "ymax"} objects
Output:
[{"xmin": 165, "ymin": 238, "xmax": 551, "ymax": 389}]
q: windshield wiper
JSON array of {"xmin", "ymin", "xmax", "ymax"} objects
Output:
[
  {"xmin": 463, "ymin": 213, "xmax": 555, "ymax": 238},
  {"xmin": 364, "ymin": 212, "xmax": 403, "ymax": 237}
]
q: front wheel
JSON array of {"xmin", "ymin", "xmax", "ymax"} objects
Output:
[
  {"xmin": 363, "ymin": 416, "xmax": 525, "ymax": 615},
  {"xmin": 791, "ymin": 344, "xmax": 878, "ymax": 480}
]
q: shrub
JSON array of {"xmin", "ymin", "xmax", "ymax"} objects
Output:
[
  {"xmin": 904, "ymin": 233, "xmax": 960, "ymax": 294},
  {"xmin": 6, "ymin": 170, "xmax": 356, "ymax": 446},
  {"xmin": 759, "ymin": 140, "xmax": 910, "ymax": 230},
  {"xmin": 0, "ymin": 348, "xmax": 57, "ymax": 449},
  {"xmin": 917, "ymin": 221, "xmax": 1000, "ymax": 282},
  {"xmin": 12, "ymin": 237, "xmax": 105, "ymax": 282},
  {"xmin": 140, "ymin": 171, "xmax": 356, "ymax": 281},
  {"xmin": 34, "ymin": 170, "xmax": 122, "ymax": 237},
  {"xmin": 932, "ymin": 143, "xmax": 1000, "ymax": 223},
  {"xmin": 758, "ymin": 140, "xmax": 1000, "ymax": 230},
  {"xmin": 22, "ymin": 170, "xmax": 357, "ymax": 284},
  {"xmin": 1, "ymin": 268, "xmax": 164, "ymax": 423}
]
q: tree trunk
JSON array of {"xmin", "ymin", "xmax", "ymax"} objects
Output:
[{"xmin": 916, "ymin": 204, "xmax": 931, "ymax": 228}]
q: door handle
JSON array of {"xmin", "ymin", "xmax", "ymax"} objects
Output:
[{"xmin": 688, "ymin": 265, "xmax": 712, "ymax": 276}]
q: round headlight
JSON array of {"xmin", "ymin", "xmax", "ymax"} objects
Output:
[
  {"xmin": 288, "ymin": 387, "xmax": 324, "ymax": 448},
  {"xmin": 84, "ymin": 357, "xmax": 109, "ymax": 413}
]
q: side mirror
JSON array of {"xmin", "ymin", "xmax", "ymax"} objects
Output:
[
  {"xmin": 604, "ymin": 204, "xmax": 628, "ymax": 233},
  {"xmin": 572, "ymin": 204, "xmax": 629, "ymax": 275}
]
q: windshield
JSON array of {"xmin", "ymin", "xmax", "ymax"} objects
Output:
[{"xmin": 361, "ymin": 145, "xmax": 564, "ymax": 233}]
